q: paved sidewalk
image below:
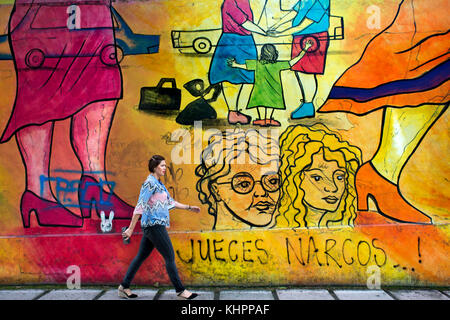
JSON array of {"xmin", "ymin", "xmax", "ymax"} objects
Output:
[{"xmin": 0, "ymin": 287, "xmax": 448, "ymax": 300}]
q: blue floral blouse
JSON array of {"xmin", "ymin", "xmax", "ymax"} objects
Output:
[{"xmin": 134, "ymin": 175, "xmax": 175, "ymax": 227}]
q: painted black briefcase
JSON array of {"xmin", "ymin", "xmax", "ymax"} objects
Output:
[{"xmin": 138, "ymin": 78, "xmax": 181, "ymax": 111}]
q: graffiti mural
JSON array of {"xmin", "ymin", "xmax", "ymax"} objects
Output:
[{"xmin": 0, "ymin": 0, "xmax": 448, "ymax": 287}]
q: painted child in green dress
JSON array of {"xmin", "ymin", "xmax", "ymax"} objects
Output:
[{"xmin": 227, "ymin": 40, "xmax": 312, "ymax": 126}]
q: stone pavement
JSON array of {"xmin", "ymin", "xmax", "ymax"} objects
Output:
[{"xmin": 0, "ymin": 287, "xmax": 448, "ymax": 300}]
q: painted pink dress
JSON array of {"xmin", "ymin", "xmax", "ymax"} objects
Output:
[{"xmin": 0, "ymin": 0, "xmax": 122, "ymax": 143}]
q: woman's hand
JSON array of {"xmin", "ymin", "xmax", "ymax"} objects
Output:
[
  {"xmin": 189, "ymin": 206, "xmax": 201, "ymax": 213},
  {"xmin": 122, "ymin": 227, "xmax": 133, "ymax": 241},
  {"xmin": 174, "ymin": 201, "xmax": 201, "ymax": 213}
]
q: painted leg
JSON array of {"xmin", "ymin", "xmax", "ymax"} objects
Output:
[
  {"xmin": 72, "ymin": 100, "xmax": 134, "ymax": 219},
  {"xmin": 16, "ymin": 123, "xmax": 54, "ymax": 200},
  {"xmin": 71, "ymin": 100, "xmax": 115, "ymax": 184},
  {"xmin": 237, "ymin": 83, "xmax": 253, "ymax": 111},
  {"xmin": 252, "ymin": 107, "xmax": 266, "ymax": 126},
  {"xmin": 291, "ymin": 73, "xmax": 317, "ymax": 119},
  {"xmin": 267, "ymin": 109, "xmax": 280, "ymax": 127},
  {"xmin": 222, "ymin": 82, "xmax": 251, "ymax": 124},
  {"xmin": 356, "ymin": 104, "xmax": 446, "ymax": 224},
  {"xmin": 16, "ymin": 123, "xmax": 83, "ymax": 228},
  {"xmin": 372, "ymin": 105, "xmax": 446, "ymax": 183}
]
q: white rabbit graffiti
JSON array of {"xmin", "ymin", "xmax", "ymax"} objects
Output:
[{"xmin": 100, "ymin": 211, "xmax": 115, "ymax": 233}]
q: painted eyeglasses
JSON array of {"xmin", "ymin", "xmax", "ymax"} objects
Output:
[{"xmin": 217, "ymin": 172, "xmax": 280, "ymax": 194}]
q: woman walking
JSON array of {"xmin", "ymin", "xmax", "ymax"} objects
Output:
[{"xmin": 119, "ymin": 155, "xmax": 200, "ymax": 299}]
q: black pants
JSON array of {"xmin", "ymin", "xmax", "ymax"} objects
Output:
[{"xmin": 121, "ymin": 224, "xmax": 185, "ymax": 293}]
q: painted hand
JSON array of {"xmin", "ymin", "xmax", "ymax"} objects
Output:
[
  {"xmin": 304, "ymin": 39, "xmax": 313, "ymax": 50},
  {"xmin": 226, "ymin": 57, "xmax": 236, "ymax": 67},
  {"xmin": 266, "ymin": 29, "xmax": 280, "ymax": 37}
]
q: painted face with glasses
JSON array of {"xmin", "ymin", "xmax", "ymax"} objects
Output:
[{"xmin": 213, "ymin": 164, "xmax": 280, "ymax": 228}]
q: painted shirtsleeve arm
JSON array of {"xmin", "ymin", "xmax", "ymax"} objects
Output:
[{"xmin": 223, "ymin": 0, "xmax": 249, "ymax": 25}]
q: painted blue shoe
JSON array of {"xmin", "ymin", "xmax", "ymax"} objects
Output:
[{"xmin": 290, "ymin": 102, "xmax": 315, "ymax": 119}]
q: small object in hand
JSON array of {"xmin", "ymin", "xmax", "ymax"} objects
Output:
[{"xmin": 122, "ymin": 227, "xmax": 130, "ymax": 244}]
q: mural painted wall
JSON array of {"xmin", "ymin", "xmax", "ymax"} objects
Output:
[{"xmin": 0, "ymin": 0, "xmax": 448, "ymax": 287}]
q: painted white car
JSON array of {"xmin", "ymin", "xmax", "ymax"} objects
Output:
[{"xmin": 171, "ymin": 16, "xmax": 344, "ymax": 54}]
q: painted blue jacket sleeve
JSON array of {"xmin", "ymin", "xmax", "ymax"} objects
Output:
[{"xmin": 134, "ymin": 179, "xmax": 156, "ymax": 214}]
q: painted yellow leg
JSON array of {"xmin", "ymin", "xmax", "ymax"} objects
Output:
[
  {"xmin": 221, "ymin": 82, "xmax": 252, "ymax": 111},
  {"xmin": 221, "ymin": 82, "xmax": 241, "ymax": 111},
  {"xmin": 222, "ymin": 82, "xmax": 252, "ymax": 124},
  {"xmin": 371, "ymin": 104, "xmax": 446, "ymax": 184}
]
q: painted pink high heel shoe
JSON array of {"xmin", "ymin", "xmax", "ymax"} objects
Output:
[
  {"xmin": 78, "ymin": 175, "xmax": 134, "ymax": 219},
  {"xmin": 20, "ymin": 190, "xmax": 83, "ymax": 228}
]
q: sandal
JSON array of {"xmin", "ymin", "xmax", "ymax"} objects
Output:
[
  {"xmin": 177, "ymin": 289, "xmax": 198, "ymax": 300},
  {"xmin": 118, "ymin": 285, "xmax": 138, "ymax": 299}
]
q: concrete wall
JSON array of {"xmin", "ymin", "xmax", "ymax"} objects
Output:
[{"xmin": 0, "ymin": 0, "xmax": 448, "ymax": 287}]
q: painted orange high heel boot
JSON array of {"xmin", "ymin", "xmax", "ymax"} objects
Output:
[{"xmin": 356, "ymin": 162, "xmax": 432, "ymax": 224}]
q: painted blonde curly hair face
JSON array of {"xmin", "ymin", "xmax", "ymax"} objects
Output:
[{"xmin": 275, "ymin": 124, "xmax": 362, "ymax": 229}]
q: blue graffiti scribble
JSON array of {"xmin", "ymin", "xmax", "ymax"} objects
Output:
[{"xmin": 39, "ymin": 170, "xmax": 116, "ymax": 209}]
